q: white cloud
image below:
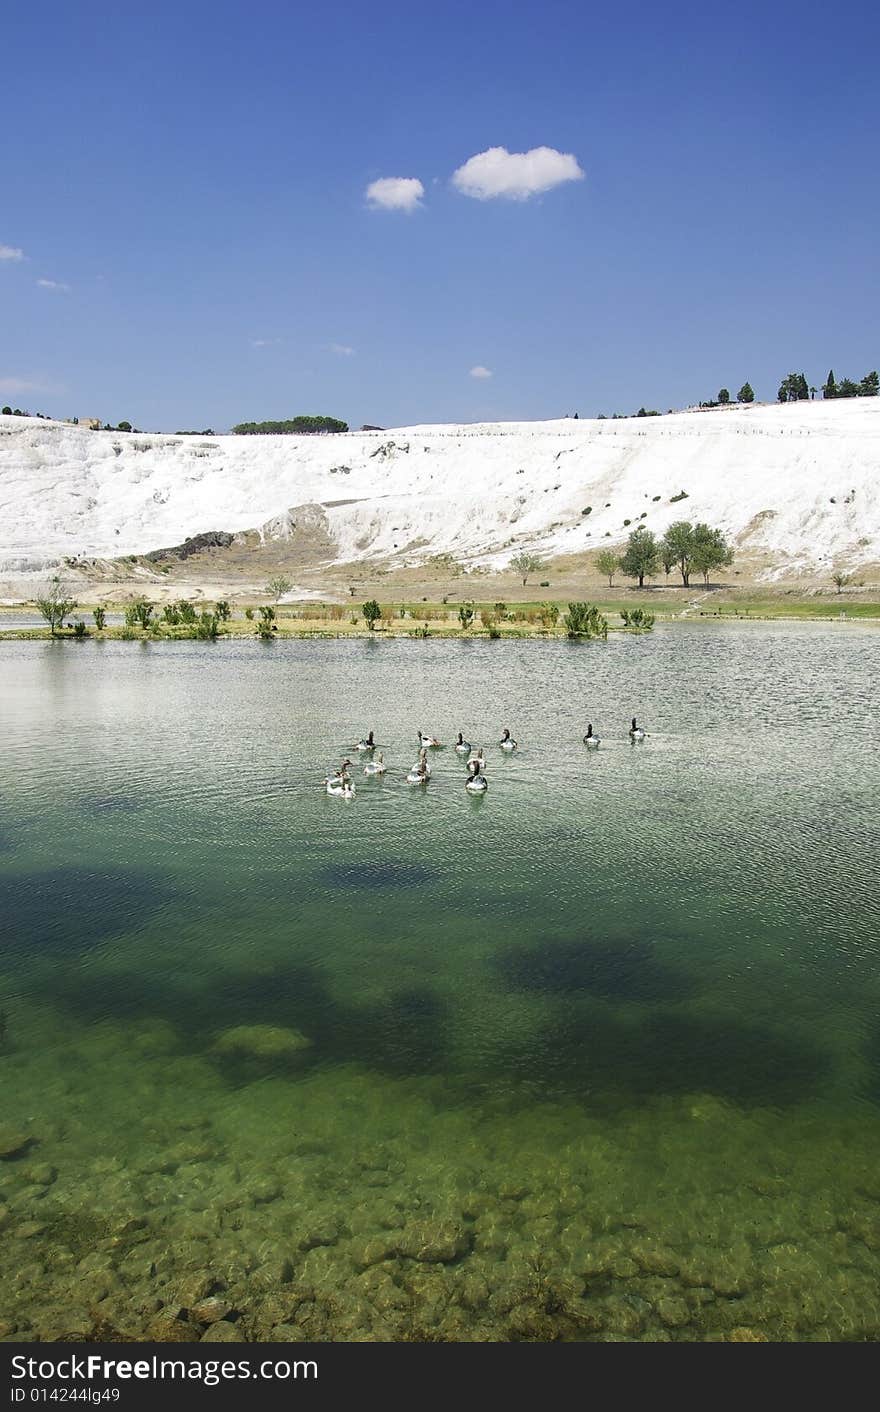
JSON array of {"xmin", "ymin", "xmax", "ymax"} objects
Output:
[
  {"xmin": 365, "ymin": 177, "xmax": 425, "ymax": 212},
  {"xmin": 451, "ymin": 146, "xmax": 584, "ymax": 201},
  {"xmin": 330, "ymin": 343, "xmax": 355, "ymax": 357},
  {"xmin": 0, "ymin": 377, "xmax": 46, "ymax": 395},
  {"xmin": 0, "ymin": 244, "xmax": 25, "ymax": 262},
  {"xmin": 469, "ymin": 365, "xmax": 493, "ymax": 380},
  {"xmin": 251, "ymin": 337, "xmax": 281, "ymax": 348},
  {"xmin": 37, "ymin": 278, "xmax": 70, "ymax": 292}
]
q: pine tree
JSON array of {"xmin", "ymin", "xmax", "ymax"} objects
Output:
[
  {"xmin": 859, "ymin": 371, "xmax": 878, "ymax": 397},
  {"xmin": 718, "ymin": 388, "xmax": 730, "ymax": 404},
  {"xmin": 823, "ymin": 369, "xmax": 837, "ymax": 399},
  {"xmin": 737, "ymin": 382, "xmax": 755, "ymax": 404}
]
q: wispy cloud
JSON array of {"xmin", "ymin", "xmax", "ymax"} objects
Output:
[
  {"xmin": 0, "ymin": 244, "xmax": 25, "ymax": 262},
  {"xmin": 0, "ymin": 376, "xmax": 50, "ymax": 395},
  {"xmin": 365, "ymin": 177, "xmax": 425, "ymax": 213},
  {"xmin": 469, "ymin": 365, "xmax": 493, "ymax": 380},
  {"xmin": 36, "ymin": 278, "xmax": 70, "ymax": 292},
  {"xmin": 452, "ymin": 146, "xmax": 584, "ymax": 201},
  {"xmin": 251, "ymin": 337, "xmax": 281, "ymax": 348},
  {"xmin": 329, "ymin": 343, "xmax": 355, "ymax": 357}
]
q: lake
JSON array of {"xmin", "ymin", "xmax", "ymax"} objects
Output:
[{"xmin": 1, "ymin": 623, "xmax": 879, "ymax": 1342}]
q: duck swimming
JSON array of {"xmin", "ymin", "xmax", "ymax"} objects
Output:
[
  {"xmin": 406, "ymin": 755, "xmax": 431, "ymax": 785},
  {"xmin": 467, "ymin": 748, "xmax": 486, "ymax": 773},
  {"xmin": 583, "ymin": 724, "xmax": 600, "ymax": 748},
  {"xmin": 354, "ymin": 730, "xmax": 376, "ymax": 751},
  {"xmin": 465, "ymin": 772, "xmax": 488, "ymax": 793},
  {"xmin": 363, "ymin": 752, "xmax": 386, "ymax": 776},
  {"xmin": 500, "ymin": 728, "xmax": 517, "ymax": 751},
  {"xmin": 629, "ymin": 717, "xmax": 646, "ymax": 740},
  {"xmin": 418, "ymin": 730, "xmax": 442, "ymax": 749},
  {"xmin": 454, "ymin": 732, "xmax": 471, "ymax": 753},
  {"xmin": 326, "ymin": 776, "xmax": 355, "ymax": 799}
]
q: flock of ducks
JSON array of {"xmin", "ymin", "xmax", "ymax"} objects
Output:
[{"xmin": 324, "ymin": 719, "xmax": 647, "ymax": 800}]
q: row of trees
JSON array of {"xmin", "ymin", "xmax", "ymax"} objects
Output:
[
  {"xmin": 232, "ymin": 416, "xmax": 348, "ymax": 435},
  {"xmin": 778, "ymin": 370, "xmax": 879, "ymax": 402},
  {"xmin": 596, "ymin": 522, "xmax": 733, "ymax": 588}
]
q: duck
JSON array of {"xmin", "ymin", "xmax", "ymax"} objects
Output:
[
  {"xmin": 465, "ymin": 773, "xmax": 488, "ymax": 794},
  {"xmin": 454, "ymin": 732, "xmax": 471, "ymax": 753},
  {"xmin": 354, "ymin": 730, "xmax": 377, "ymax": 751},
  {"xmin": 363, "ymin": 752, "xmax": 386, "ymax": 776},
  {"xmin": 418, "ymin": 730, "xmax": 442, "ymax": 749},
  {"xmin": 406, "ymin": 756, "xmax": 431, "ymax": 785},
  {"xmin": 410, "ymin": 747, "xmax": 432, "ymax": 777},
  {"xmin": 326, "ymin": 776, "xmax": 355, "ymax": 799},
  {"xmin": 629, "ymin": 717, "xmax": 646, "ymax": 741},
  {"xmin": 467, "ymin": 748, "xmax": 486, "ymax": 773},
  {"xmin": 499, "ymin": 728, "xmax": 517, "ymax": 751},
  {"xmin": 583, "ymin": 724, "xmax": 600, "ymax": 748}
]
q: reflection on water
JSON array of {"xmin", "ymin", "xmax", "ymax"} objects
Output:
[{"xmin": 1, "ymin": 624, "xmax": 879, "ymax": 1341}]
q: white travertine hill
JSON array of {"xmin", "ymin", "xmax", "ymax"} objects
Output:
[{"xmin": 1, "ymin": 400, "xmax": 878, "ymax": 578}]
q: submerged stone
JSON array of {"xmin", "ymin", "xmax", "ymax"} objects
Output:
[
  {"xmin": 0, "ymin": 1126, "xmax": 34, "ymax": 1160},
  {"xmin": 211, "ymin": 1024, "xmax": 313, "ymax": 1066}
]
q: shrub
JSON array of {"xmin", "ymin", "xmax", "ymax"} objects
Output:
[
  {"xmin": 215, "ymin": 600, "xmax": 231, "ymax": 621},
  {"xmin": 176, "ymin": 600, "xmax": 197, "ymax": 624},
  {"xmin": 92, "ymin": 606, "xmax": 106, "ymax": 630},
  {"xmin": 620, "ymin": 608, "xmax": 655, "ymax": 630},
  {"xmin": 73, "ymin": 620, "xmax": 87, "ymax": 637},
  {"xmin": 623, "ymin": 519, "xmax": 631, "ymax": 527},
  {"xmin": 362, "ymin": 599, "xmax": 382, "ymax": 630},
  {"xmin": 244, "ymin": 607, "xmax": 254, "ymax": 620},
  {"xmin": 258, "ymin": 605, "xmax": 276, "ymax": 624},
  {"xmin": 538, "ymin": 602, "xmax": 559, "ymax": 628},
  {"xmin": 125, "ymin": 599, "xmax": 153, "ymax": 629},
  {"xmin": 564, "ymin": 603, "xmax": 608, "ymax": 639},
  {"xmin": 163, "ymin": 605, "xmax": 181, "ymax": 625},
  {"xmin": 670, "ymin": 490, "xmax": 689, "ymax": 503},
  {"xmin": 539, "ymin": 580, "xmax": 550, "ymax": 587},
  {"xmin": 458, "ymin": 600, "xmax": 475, "ymax": 629},
  {"xmin": 581, "ymin": 507, "xmax": 592, "ymax": 515},
  {"xmin": 196, "ymin": 611, "xmax": 219, "ymax": 639}
]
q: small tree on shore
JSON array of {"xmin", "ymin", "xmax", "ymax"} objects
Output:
[
  {"xmin": 215, "ymin": 600, "xmax": 232, "ymax": 621},
  {"xmin": 620, "ymin": 526, "xmax": 659, "ymax": 588},
  {"xmin": 92, "ymin": 606, "xmax": 106, "ymax": 630},
  {"xmin": 690, "ymin": 523, "xmax": 734, "ymax": 585},
  {"xmin": 509, "ymin": 552, "xmax": 547, "ymax": 587},
  {"xmin": 458, "ymin": 600, "xmax": 475, "ymax": 629},
  {"xmin": 718, "ymin": 388, "xmax": 730, "ymax": 405},
  {"xmin": 35, "ymin": 577, "xmax": 77, "ymax": 635},
  {"xmin": 661, "ymin": 521, "xmax": 696, "ymax": 587},
  {"xmin": 362, "ymin": 599, "xmax": 382, "ymax": 630},
  {"xmin": 265, "ymin": 575, "xmax": 293, "ymax": 603},
  {"xmin": 595, "ymin": 549, "xmax": 621, "ymax": 587},
  {"xmin": 564, "ymin": 603, "xmax": 608, "ymax": 639},
  {"xmin": 832, "ymin": 571, "xmax": 851, "ymax": 594}
]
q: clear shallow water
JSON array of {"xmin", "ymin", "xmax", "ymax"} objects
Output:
[{"xmin": 1, "ymin": 624, "xmax": 879, "ymax": 1342}]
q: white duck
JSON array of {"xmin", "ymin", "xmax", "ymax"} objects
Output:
[
  {"xmin": 465, "ymin": 773, "xmax": 488, "ymax": 794},
  {"xmin": 418, "ymin": 730, "xmax": 442, "ymax": 749},
  {"xmin": 326, "ymin": 776, "xmax": 355, "ymax": 799},
  {"xmin": 500, "ymin": 728, "xmax": 517, "ymax": 751},
  {"xmin": 410, "ymin": 746, "xmax": 432, "ymax": 777},
  {"xmin": 454, "ymin": 732, "xmax": 471, "ymax": 753},
  {"xmin": 629, "ymin": 717, "xmax": 646, "ymax": 741},
  {"xmin": 467, "ymin": 747, "xmax": 486, "ymax": 772},
  {"xmin": 354, "ymin": 731, "xmax": 377, "ymax": 752},
  {"xmin": 406, "ymin": 756, "xmax": 431, "ymax": 785},
  {"xmin": 363, "ymin": 752, "xmax": 386, "ymax": 776},
  {"xmin": 583, "ymin": 724, "xmax": 600, "ymax": 748}
]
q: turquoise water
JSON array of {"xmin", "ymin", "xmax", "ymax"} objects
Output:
[{"xmin": 1, "ymin": 624, "xmax": 879, "ymax": 1342}]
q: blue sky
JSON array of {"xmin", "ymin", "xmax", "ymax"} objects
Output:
[{"xmin": 2, "ymin": 0, "xmax": 878, "ymax": 431}]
